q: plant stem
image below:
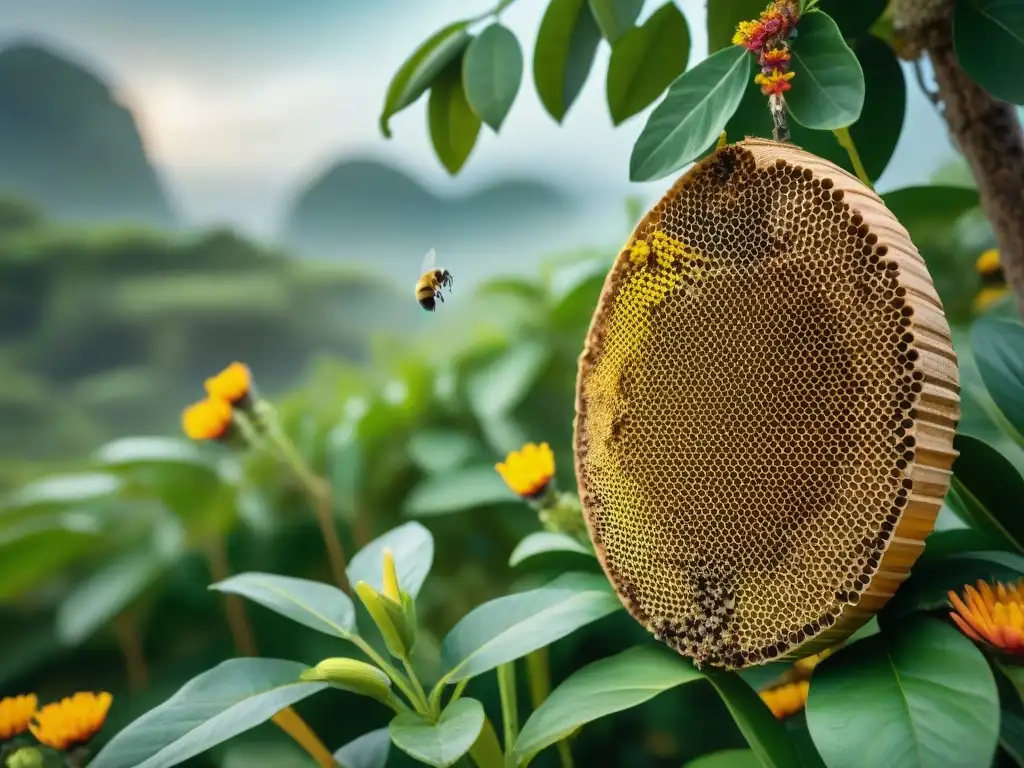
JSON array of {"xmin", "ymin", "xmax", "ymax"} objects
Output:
[
  {"xmin": 351, "ymin": 635, "xmax": 423, "ymax": 714},
  {"xmin": 832, "ymin": 126, "xmax": 873, "ymax": 190},
  {"xmin": 496, "ymin": 663, "xmax": 519, "ymax": 762},
  {"xmin": 272, "ymin": 430, "xmax": 352, "ymax": 595},
  {"xmin": 205, "ymin": 536, "xmax": 258, "ymax": 656},
  {"xmin": 403, "ymin": 657, "xmax": 433, "ymax": 716},
  {"xmin": 112, "ymin": 611, "xmax": 149, "ymax": 692},
  {"xmin": 524, "ymin": 649, "xmax": 550, "ymax": 710},
  {"xmin": 271, "ymin": 707, "xmax": 339, "ymax": 768},
  {"xmin": 556, "ymin": 742, "xmax": 575, "ymax": 768}
]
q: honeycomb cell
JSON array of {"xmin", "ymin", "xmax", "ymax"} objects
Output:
[{"xmin": 574, "ymin": 139, "xmax": 960, "ymax": 669}]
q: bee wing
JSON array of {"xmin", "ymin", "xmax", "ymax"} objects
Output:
[{"xmin": 420, "ymin": 248, "xmax": 437, "ymax": 274}]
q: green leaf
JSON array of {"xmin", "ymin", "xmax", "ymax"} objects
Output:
[
  {"xmin": 0, "ymin": 526, "xmax": 101, "ymax": 600},
  {"xmin": 707, "ymin": 0, "xmax": 768, "ymax": 52},
  {"xmin": 972, "ymin": 318, "xmax": 1024, "ymax": 441},
  {"xmin": 509, "ymin": 531, "xmax": 593, "ymax": 567},
  {"xmin": 380, "ymin": 22, "xmax": 472, "ymax": 137},
  {"xmin": 703, "ymin": 669, "xmax": 801, "ymax": 768},
  {"xmin": 467, "ymin": 341, "xmax": 549, "ymax": 418},
  {"xmin": 850, "ymin": 34, "xmax": 905, "ymax": 180},
  {"xmin": 534, "ymin": 0, "xmax": 603, "ymax": 122},
  {"xmin": 56, "ymin": 522, "xmax": 184, "ymax": 645},
  {"xmin": 1001, "ymin": 710, "xmax": 1024, "ymax": 766},
  {"xmin": 513, "ymin": 646, "xmax": 704, "ymax": 764},
  {"xmin": 2, "ymin": 472, "xmax": 122, "ymax": 519},
  {"xmin": 787, "ymin": 11, "xmax": 865, "ymax": 129},
  {"xmin": 463, "ymin": 24, "xmax": 523, "ymax": 131},
  {"xmin": 881, "ymin": 550, "xmax": 1024, "ymax": 624},
  {"xmin": 389, "ymin": 698, "xmax": 485, "ymax": 768},
  {"xmin": 606, "ymin": 2, "xmax": 691, "ymax": 125},
  {"xmin": 951, "ymin": 434, "xmax": 1024, "ymax": 552},
  {"xmin": 94, "ymin": 437, "xmax": 213, "ymax": 468},
  {"xmin": 408, "ymin": 430, "xmax": 479, "ymax": 475},
  {"xmin": 403, "ymin": 465, "xmax": 515, "ymax": 517},
  {"xmin": 209, "ymin": 572, "xmax": 356, "ymax": 638},
  {"xmin": 684, "ymin": 750, "xmax": 763, "ymax": 768},
  {"xmin": 429, "ymin": 58, "xmax": 482, "ymax": 175},
  {"xmin": 348, "ymin": 521, "xmax": 434, "ymax": 599},
  {"xmin": 88, "ymin": 659, "xmax": 327, "ymax": 768},
  {"xmin": 818, "ymin": 0, "xmax": 887, "ymax": 37},
  {"xmin": 468, "ymin": 717, "xmax": 504, "ymax": 768},
  {"xmin": 589, "ymin": 0, "xmax": 644, "ymax": 42},
  {"xmin": 882, "ymin": 186, "xmax": 981, "ymax": 237},
  {"xmin": 440, "ymin": 572, "xmax": 620, "ymax": 682},
  {"xmin": 805, "ymin": 619, "xmax": 999, "ymax": 768},
  {"xmin": 629, "ymin": 45, "xmax": 750, "ymax": 181},
  {"xmin": 918, "ymin": 526, "xmax": 1009, "ymax": 565},
  {"xmin": 954, "ymin": 0, "xmax": 1024, "ymax": 104},
  {"xmin": 334, "ymin": 728, "xmax": 391, "ymax": 768}
]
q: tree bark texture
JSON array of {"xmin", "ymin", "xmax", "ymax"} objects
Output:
[{"xmin": 894, "ymin": 0, "xmax": 1024, "ymax": 317}]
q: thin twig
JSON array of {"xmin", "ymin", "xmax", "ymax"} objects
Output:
[
  {"xmin": 112, "ymin": 612, "xmax": 149, "ymax": 692},
  {"xmin": 833, "ymin": 126, "xmax": 875, "ymax": 191},
  {"xmin": 769, "ymin": 93, "xmax": 790, "ymax": 142},
  {"xmin": 205, "ymin": 537, "xmax": 258, "ymax": 656},
  {"xmin": 271, "ymin": 708, "xmax": 339, "ymax": 768},
  {"xmin": 912, "ymin": 58, "xmax": 943, "ymax": 116}
]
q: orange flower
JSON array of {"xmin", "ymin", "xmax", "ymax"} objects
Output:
[
  {"xmin": 30, "ymin": 692, "xmax": 112, "ymax": 751},
  {"xmin": 204, "ymin": 362, "xmax": 252, "ymax": 405},
  {"xmin": 949, "ymin": 579, "xmax": 1024, "ymax": 654},
  {"xmin": 496, "ymin": 442, "xmax": 556, "ymax": 499},
  {"xmin": 760, "ymin": 680, "xmax": 809, "ymax": 720},
  {"xmin": 754, "ymin": 69, "xmax": 796, "ymax": 95},
  {"xmin": 761, "ymin": 48, "xmax": 791, "ymax": 68},
  {"xmin": 182, "ymin": 397, "xmax": 233, "ymax": 441},
  {"xmin": 0, "ymin": 693, "xmax": 37, "ymax": 740}
]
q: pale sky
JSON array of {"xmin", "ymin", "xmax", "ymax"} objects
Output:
[{"xmin": 0, "ymin": 0, "xmax": 956, "ymax": 239}]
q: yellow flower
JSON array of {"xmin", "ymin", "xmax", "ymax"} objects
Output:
[
  {"xmin": 754, "ymin": 69, "xmax": 796, "ymax": 95},
  {"xmin": 975, "ymin": 285, "xmax": 1009, "ymax": 312},
  {"xmin": 949, "ymin": 579, "xmax": 1024, "ymax": 654},
  {"xmin": 181, "ymin": 397, "xmax": 233, "ymax": 441},
  {"xmin": 976, "ymin": 248, "xmax": 1001, "ymax": 276},
  {"xmin": 760, "ymin": 680, "xmax": 809, "ymax": 720},
  {"xmin": 204, "ymin": 362, "xmax": 253, "ymax": 405},
  {"xmin": 0, "ymin": 693, "xmax": 37, "ymax": 740},
  {"xmin": 496, "ymin": 442, "xmax": 555, "ymax": 500},
  {"xmin": 30, "ymin": 692, "xmax": 112, "ymax": 751}
]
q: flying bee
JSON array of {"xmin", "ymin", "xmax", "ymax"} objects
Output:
[{"xmin": 415, "ymin": 248, "xmax": 454, "ymax": 312}]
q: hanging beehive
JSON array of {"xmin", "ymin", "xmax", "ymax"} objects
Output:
[{"xmin": 573, "ymin": 138, "xmax": 960, "ymax": 669}]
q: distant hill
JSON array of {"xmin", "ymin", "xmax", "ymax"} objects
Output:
[
  {"xmin": 0, "ymin": 41, "xmax": 176, "ymax": 227},
  {"xmin": 281, "ymin": 158, "xmax": 577, "ymax": 283}
]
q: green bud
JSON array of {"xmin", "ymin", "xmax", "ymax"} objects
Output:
[
  {"xmin": 355, "ymin": 581, "xmax": 414, "ymax": 659},
  {"xmin": 538, "ymin": 491, "xmax": 586, "ymax": 536},
  {"xmin": 299, "ymin": 657, "xmax": 392, "ymax": 703},
  {"xmin": 6, "ymin": 747, "xmax": 44, "ymax": 768},
  {"xmin": 400, "ymin": 590, "xmax": 418, "ymax": 655}
]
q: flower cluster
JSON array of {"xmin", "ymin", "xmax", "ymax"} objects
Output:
[
  {"xmin": 949, "ymin": 578, "xmax": 1024, "ymax": 654},
  {"xmin": 0, "ymin": 691, "xmax": 111, "ymax": 760},
  {"xmin": 733, "ymin": 1, "xmax": 801, "ymax": 96},
  {"xmin": 182, "ymin": 362, "xmax": 253, "ymax": 442}
]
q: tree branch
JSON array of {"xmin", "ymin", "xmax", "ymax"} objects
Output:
[{"xmin": 893, "ymin": 0, "xmax": 1024, "ymax": 317}]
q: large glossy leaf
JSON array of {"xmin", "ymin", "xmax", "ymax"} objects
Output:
[
  {"xmin": 606, "ymin": 2, "xmax": 690, "ymax": 125},
  {"xmin": 685, "ymin": 751, "xmax": 762, "ymax": 768},
  {"xmin": 883, "ymin": 186, "xmax": 981, "ymax": 239},
  {"xmin": 629, "ymin": 45, "xmax": 750, "ymax": 181},
  {"xmin": 806, "ymin": 619, "xmax": 999, "ymax": 768},
  {"xmin": 89, "ymin": 659, "xmax": 327, "ymax": 768},
  {"xmin": 348, "ymin": 521, "xmax": 434, "ymax": 599},
  {"xmin": 951, "ymin": 434, "xmax": 1024, "ymax": 552},
  {"xmin": 881, "ymin": 550, "xmax": 1024, "ymax": 624},
  {"xmin": 463, "ymin": 24, "xmax": 523, "ymax": 131},
  {"xmin": 389, "ymin": 698, "xmax": 485, "ymax": 768},
  {"xmin": 589, "ymin": 0, "xmax": 644, "ymax": 42},
  {"xmin": 787, "ymin": 11, "xmax": 865, "ymax": 129},
  {"xmin": 513, "ymin": 646, "xmax": 704, "ymax": 764},
  {"xmin": 818, "ymin": 0, "xmax": 887, "ymax": 36},
  {"xmin": 334, "ymin": 728, "xmax": 390, "ymax": 768},
  {"xmin": 429, "ymin": 58, "xmax": 481, "ymax": 175},
  {"xmin": 509, "ymin": 531, "xmax": 593, "ymax": 567},
  {"xmin": 972, "ymin": 318, "xmax": 1024, "ymax": 441},
  {"xmin": 380, "ymin": 22, "xmax": 471, "ymax": 137},
  {"xmin": 707, "ymin": 0, "xmax": 768, "ymax": 52},
  {"xmin": 954, "ymin": 0, "xmax": 1024, "ymax": 104},
  {"xmin": 1001, "ymin": 710, "xmax": 1024, "ymax": 766},
  {"xmin": 850, "ymin": 35, "xmax": 905, "ymax": 180},
  {"xmin": 403, "ymin": 465, "xmax": 516, "ymax": 517},
  {"xmin": 534, "ymin": 0, "xmax": 603, "ymax": 122},
  {"xmin": 440, "ymin": 572, "xmax": 620, "ymax": 682},
  {"xmin": 703, "ymin": 669, "xmax": 801, "ymax": 768},
  {"xmin": 209, "ymin": 572, "xmax": 356, "ymax": 638}
]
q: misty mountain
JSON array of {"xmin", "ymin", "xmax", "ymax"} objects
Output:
[
  {"xmin": 281, "ymin": 158, "xmax": 578, "ymax": 283},
  {"xmin": 0, "ymin": 41, "xmax": 176, "ymax": 227}
]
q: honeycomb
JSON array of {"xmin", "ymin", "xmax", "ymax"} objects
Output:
[{"xmin": 574, "ymin": 139, "xmax": 960, "ymax": 669}]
